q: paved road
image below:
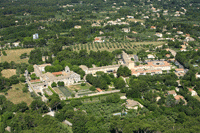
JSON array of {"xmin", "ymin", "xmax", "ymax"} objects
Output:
[
  {"xmin": 72, "ymin": 90, "xmax": 120, "ymax": 99},
  {"xmin": 134, "ymin": 55, "xmax": 139, "ymax": 62}
]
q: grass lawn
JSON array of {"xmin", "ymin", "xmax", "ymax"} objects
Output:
[
  {"xmin": 61, "ymin": 122, "xmax": 73, "ymax": 133},
  {"xmin": 0, "ymin": 48, "xmax": 34, "ymax": 63},
  {"xmin": 1, "ymin": 69, "xmax": 16, "ymax": 78},
  {"xmin": 68, "ymin": 83, "xmax": 91, "ymax": 91},
  {"xmin": 0, "ymin": 83, "xmax": 33, "ymax": 105}
]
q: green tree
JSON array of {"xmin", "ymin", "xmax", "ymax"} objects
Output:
[
  {"xmin": 89, "ymin": 86, "xmax": 96, "ymax": 91},
  {"xmin": 27, "ymin": 65, "xmax": 34, "ymax": 73},
  {"xmin": 22, "ymin": 87, "xmax": 28, "ymax": 93},
  {"xmin": 72, "ymin": 112, "xmax": 88, "ymax": 133},
  {"xmin": 166, "ymin": 95, "xmax": 176, "ymax": 107},
  {"xmin": 57, "ymin": 81, "xmax": 64, "ymax": 87},
  {"xmin": 28, "ymin": 49, "xmax": 42, "ymax": 64},
  {"xmin": 114, "ymin": 77, "xmax": 126, "ymax": 89},
  {"xmin": 51, "ymin": 82, "xmax": 57, "ymax": 88},
  {"xmin": 49, "ymin": 94, "xmax": 61, "ymax": 111},
  {"xmin": 30, "ymin": 99, "xmax": 48, "ymax": 113},
  {"xmin": 16, "ymin": 102, "xmax": 29, "ymax": 112}
]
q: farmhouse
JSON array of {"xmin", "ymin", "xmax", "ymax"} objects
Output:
[
  {"xmin": 155, "ymin": 33, "xmax": 163, "ymax": 38},
  {"xmin": 147, "ymin": 54, "xmax": 155, "ymax": 59},
  {"xmin": 122, "ymin": 27, "xmax": 130, "ymax": 33},
  {"xmin": 126, "ymin": 99, "xmax": 143, "ymax": 110},
  {"xmin": 74, "ymin": 25, "xmax": 81, "ymax": 29},
  {"xmin": 188, "ymin": 88, "xmax": 197, "ymax": 96},
  {"xmin": 150, "ymin": 26, "xmax": 156, "ymax": 29},
  {"xmin": 127, "ymin": 15, "xmax": 134, "ymax": 19},
  {"xmin": 167, "ymin": 90, "xmax": 177, "ymax": 97},
  {"xmin": 94, "ymin": 37, "xmax": 105, "ymax": 43},
  {"xmin": 174, "ymin": 95, "xmax": 186, "ymax": 104}
]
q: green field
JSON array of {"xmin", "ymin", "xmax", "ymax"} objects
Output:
[{"xmin": 58, "ymin": 86, "xmax": 72, "ymax": 97}]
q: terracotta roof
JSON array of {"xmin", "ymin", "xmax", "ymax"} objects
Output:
[
  {"xmin": 174, "ymin": 95, "xmax": 184, "ymax": 100},
  {"xmin": 168, "ymin": 90, "xmax": 176, "ymax": 95},
  {"xmin": 52, "ymin": 71, "xmax": 62, "ymax": 76},
  {"xmin": 175, "ymin": 68, "xmax": 184, "ymax": 71},
  {"xmin": 186, "ymin": 34, "xmax": 190, "ymax": 37},
  {"xmin": 151, "ymin": 26, "xmax": 156, "ymax": 29},
  {"xmin": 96, "ymin": 88, "xmax": 102, "ymax": 92},
  {"xmin": 181, "ymin": 45, "xmax": 186, "ymax": 48},
  {"xmin": 30, "ymin": 79, "xmax": 41, "ymax": 83},
  {"xmin": 166, "ymin": 54, "xmax": 170, "ymax": 58},
  {"xmin": 188, "ymin": 88, "xmax": 194, "ymax": 92}
]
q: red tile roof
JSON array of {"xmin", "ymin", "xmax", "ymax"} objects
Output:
[
  {"xmin": 166, "ymin": 54, "xmax": 170, "ymax": 58},
  {"xmin": 30, "ymin": 79, "xmax": 41, "ymax": 83},
  {"xmin": 52, "ymin": 71, "xmax": 62, "ymax": 76},
  {"xmin": 174, "ymin": 95, "xmax": 184, "ymax": 100},
  {"xmin": 168, "ymin": 90, "xmax": 176, "ymax": 95},
  {"xmin": 175, "ymin": 68, "xmax": 184, "ymax": 71},
  {"xmin": 96, "ymin": 88, "xmax": 102, "ymax": 92},
  {"xmin": 188, "ymin": 88, "xmax": 194, "ymax": 92}
]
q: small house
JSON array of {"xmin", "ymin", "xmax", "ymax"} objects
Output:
[
  {"xmin": 147, "ymin": 54, "xmax": 155, "ymax": 59},
  {"xmin": 74, "ymin": 25, "xmax": 81, "ymax": 29},
  {"xmin": 96, "ymin": 88, "xmax": 102, "ymax": 92},
  {"xmin": 166, "ymin": 54, "xmax": 171, "ymax": 58},
  {"xmin": 188, "ymin": 88, "xmax": 197, "ymax": 96},
  {"xmin": 167, "ymin": 90, "xmax": 177, "ymax": 97},
  {"xmin": 150, "ymin": 26, "xmax": 156, "ymax": 29},
  {"xmin": 126, "ymin": 99, "xmax": 143, "ymax": 110}
]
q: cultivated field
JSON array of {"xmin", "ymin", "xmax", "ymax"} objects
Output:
[
  {"xmin": 0, "ymin": 83, "xmax": 33, "ymax": 105},
  {"xmin": 0, "ymin": 48, "xmax": 34, "ymax": 63},
  {"xmin": 57, "ymin": 86, "xmax": 72, "ymax": 97},
  {"xmin": 65, "ymin": 41, "xmax": 165, "ymax": 53},
  {"xmin": 1, "ymin": 69, "xmax": 16, "ymax": 78}
]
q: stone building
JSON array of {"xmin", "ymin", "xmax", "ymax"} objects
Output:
[{"xmin": 32, "ymin": 65, "xmax": 81, "ymax": 89}]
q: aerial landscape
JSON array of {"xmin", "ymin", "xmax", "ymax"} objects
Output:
[{"xmin": 0, "ymin": 0, "xmax": 200, "ymax": 132}]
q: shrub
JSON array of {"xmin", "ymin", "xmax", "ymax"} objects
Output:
[
  {"xmin": 57, "ymin": 81, "xmax": 64, "ymax": 87},
  {"xmin": 51, "ymin": 82, "xmax": 57, "ymax": 88},
  {"xmin": 37, "ymin": 92, "xmax": 42, "ymax": 96},
  {"xmin": 22, "ymin": 87, "xmax": 28, "ymax": 93},
  {"xmin": 2, "ymin": 51, "xmax": 7, "ymax": 56},
  {"xmin": 81, "ymin": 83, "xmax": 86, "ymax": 86},
  {"xmin": 70, "ymin": 100, "xmax": 82, "ymax": 107},
  {"xmin": 71, "ymin": 93, "xmax": 75, "ymax": 97},
  {"xmin": 89, "ymin": 86, "xmax": 96, "ymax": 91}
]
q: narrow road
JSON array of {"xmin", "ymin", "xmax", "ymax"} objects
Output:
[{"xmin": 167, "ymin": 49, "xmax": 177, "ymax": 57}]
